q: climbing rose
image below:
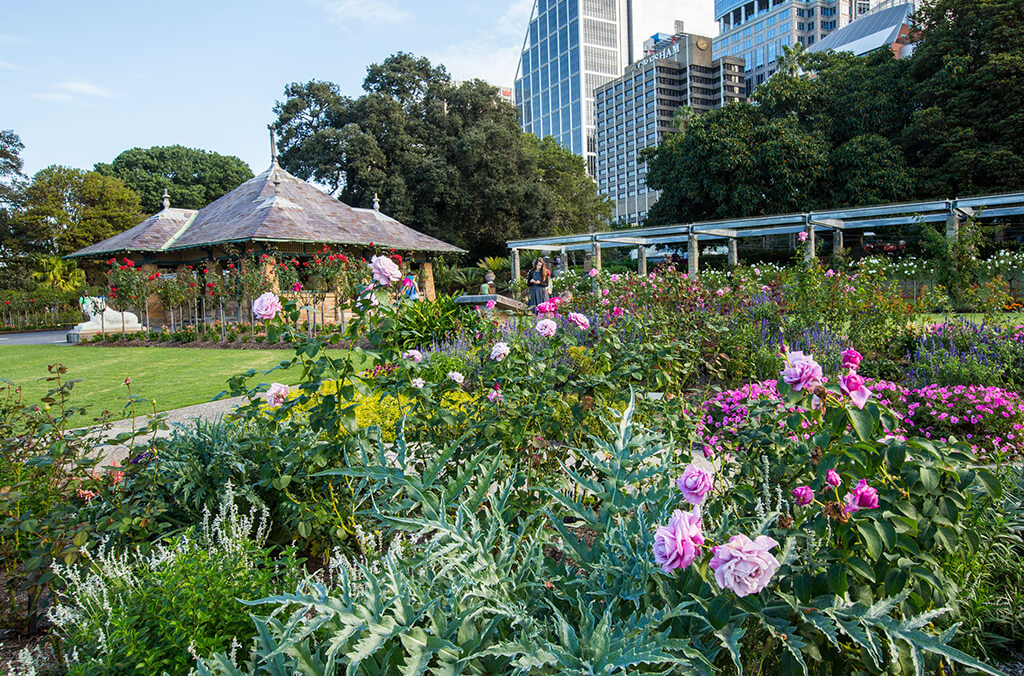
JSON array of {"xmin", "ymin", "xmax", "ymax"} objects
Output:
[
  {"xmin": 490, "ymin": 342, "xmax": 510, "ymax": 362},
  {"xmin": 369, "ymin": 255, "xmax": 402, "ymax": 286},
  {"xmin": 265, "ymin": 383, "xmax": 290, "ymax": 407},
  {"xmin": 844, "ymin": 479, "xmax": 879, "ymax": 514},
  {"xmin": 253, "ymin": 292, "xmax": 283, "ymax": 320},
  {"xmin": 567, "ymin": 312, "xmax": 590, "ymax": 331},
  {"xmin": 535, "ymin": 318, "xmax": 557, "ymax": 337},
  {"xmin": 792, "ymin": 485, "xmax": 814, "ymax": 506},
  {"xmin": 652, "ymin": 508, "xmax": 704, "ymax": 573},
  {"xmin": 780, "ymin": 351, "xmax": 823, "ymax": 393},
  {"xmin": 403, "ymin": 349, "xmax": 423, "ymax": 363},
  {"xmin": 709, "ymin": 534, "xmax": 781, "ymax": 597},
  {"xmin": 826, "ymin": 469, "xmax": 842, "ymax": 487},
  {"xmin": 447, "ymin": 371, "xmax": 464, "ymax": 385},
  {"xmin": 840, "ymin": 372, "xmax": 872, "ymax": 409},
  {"xmin": 841, "ymin": 348, "xmax": 863, "ymax": 370},
  {"xmin": 675, "ymin": 464, "xmax": 713, "ymax": 506}
]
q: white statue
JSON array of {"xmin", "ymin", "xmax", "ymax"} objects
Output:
[{"xmin": 67, "ymin": 296, "xmax": 143, "ymax": 343}]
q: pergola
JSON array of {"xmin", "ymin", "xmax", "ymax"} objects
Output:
[{"xmin": 507, "ymin": 192, "xmax": 1024, "ymax": 281}]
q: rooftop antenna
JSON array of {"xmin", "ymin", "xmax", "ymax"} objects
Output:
[
  {"xmin": 268, "ymin": 124, "xmax": 279, "ymax": 165},
  {"xmin": 162, "ymin": 188, "xmax": 170, "ymax": 210},
  {"xmin": 373, "ymin": 193, "xmax": 381, "ymax": 211}
]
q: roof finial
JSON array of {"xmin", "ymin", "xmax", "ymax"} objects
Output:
[
  {"xmin": 162, "ymin": 188, "xmax": 170, "ymax": 210},
  {"xmin": 373, "ymin": 193, "xmax": 380, "ymax": 211},
  {"xmin": 273, "ymin": 173, "xmax": 281, "ymax": 196},
  {"xmin": 268, "ymin": 124, "xmax": 279, "ymax": 166}
]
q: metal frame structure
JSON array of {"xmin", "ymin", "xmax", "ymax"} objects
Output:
[{"xmin": 507, "ymin": 192, "xmax": 1024, "ymax": 281}]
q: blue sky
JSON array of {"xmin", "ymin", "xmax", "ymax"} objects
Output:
[{"xmin": 1, "ymin": 0, "xmax": 715, "ymax": 178}]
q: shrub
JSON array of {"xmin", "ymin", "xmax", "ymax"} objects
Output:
[{"xmin": 908, "ymin": 319, "xmax": 1024, "ymax": 389}]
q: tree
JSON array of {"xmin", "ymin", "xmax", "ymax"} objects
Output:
[
  {"xmin": 0, "ymin": 130, "xmax": 30, "ymax": 290},
  {"xmin": 524, "ymin": 134, "xmax": 612, "ymax": 234},
  {"xmin": 94, "ymin": 145, "xmax": 253, "ymax": 213},
  {"xmin": 274, "ymin": 55, "xmax": 572, "ymax": 257},
  {"xmin": 13, "ymin": 166, "xmax": 143, "ymax": 257},
  {"xmin": 31, "ymin": 256, "xmax": 86, "ymax": 292}
]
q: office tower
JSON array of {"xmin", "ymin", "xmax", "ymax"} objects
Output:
[
  {"xmin": 514, "ymin": 0, "xmax": 632, "ymax": 176},
  {"xmin": 595, "ymin": 28, "xmax": 745, "ymax": 226},
  {"xmin": 712, "ymin": 0, "xmax": 880, "ymax": 92}
]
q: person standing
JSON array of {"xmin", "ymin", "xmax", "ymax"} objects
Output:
[{"xmin": 527, "ymin": 257, "xmax": 549, "ymax": 309}]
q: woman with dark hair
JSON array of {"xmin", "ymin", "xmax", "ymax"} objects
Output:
[{"xmin": 527, "ymin": 257, "xmax": 549, "ymax": 309}]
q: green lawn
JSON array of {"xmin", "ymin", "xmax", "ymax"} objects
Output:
[
  {"xmin": 916, "ymin": 312, "xmax": 1024, "ymax": 326},
  {"xmin": 0, "ymin": 345, "xmax": 356, "ymax": 419}
]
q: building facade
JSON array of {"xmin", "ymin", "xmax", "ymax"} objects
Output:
[
  {"xmin": 594, "ymin": 30, "xmax": 745, "ymax": 226},
  {"xmin": 712, "ymin": 0, "xmax": 880, "ymax": 92},
  {"xmin": 514, "ymin": 0, "xmax": 632, "ymax": 176}
]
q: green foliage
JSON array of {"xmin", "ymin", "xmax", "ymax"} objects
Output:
[
  {"xmin": 94, "ymin": 144, "xmax": 254, "ymax": 213},
  {"xmin": 524, "ymin": 134, "xmax": 613, "ymax": 234}
]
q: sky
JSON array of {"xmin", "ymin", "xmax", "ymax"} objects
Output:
[{"xmin": 1, "ymin": 0, "xmax": 717, "ymax": 178}]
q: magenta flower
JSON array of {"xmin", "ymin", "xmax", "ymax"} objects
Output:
[
  {"xmin": 535, "ymin": 318, "xmax": 557, "ymax": 337},
  {"xmin": 611, "ymin": 273, "xmax": 620, "ymax": 282},
  {"xmin": 611, "ymin": 307, "xmax": 624, "ymax": 318},
  {"xmin": 588, "ymin": 268, "xmax": 599, "ymax": 278},
  {"xmin": 536, "ymin": 299, "xmax": 558, "ymax": 314},
  {"xmin": 487, "ymin": 388, "xmax": 503, "ymax": 403},
  {"xmin": 675, "ymin": 464, "xmax": 714, "ymax": 506},
  {"xmin": 826, "ymin": 469, "xmax": 841, "ymax": 487},
  {"xmin": 841, "ymin": 348, "xmax": 863, "ymax": 370},
  {"xmin": 652, "ymin": 508, "xmax": 704, "ymax": 573},
  {"xmin": 567, "ymin": 312, "xmax": 590, "ymax": 331},
  {"xmin": 798, "ymin": 231, "xmax": 808, "ymax": 242},
  {"xmin": 369, "ymin": 255, "xmax": 402, "ymax": 286},
  {"xmin": 792, "ymin": 485, "xmax": 814, "ymax": 506},
  {"xmin": 840, "ymin": 372, "xmax": 872, "ymax": 409},
  {"xmin": 403, "ymin": 349, "xmax": 423, "ymax": 363},
  {"xmin": 709, "ymin": 534, "xmax": 781, "ymax": 597},
  {"xmin": 291, "ymin": 281, "xmax": 303, "ymax": 292},
  {"xmin": 253, "ymin": 292, "xmax": 283, "ymax": 320},
  {"xmin": 486, "ymin": 299, "xmax": 496, "ymax": 309},
  {"xmin": 264, "ymin": 383, "xmax": 290, "ymax": 407},
  {"xmin": 780, "ymin": 351, "xmax": 823, "ymax": 393},
  {"xmin": 844, "ymin": 479, "xmax": 879, "ymax": 514}
]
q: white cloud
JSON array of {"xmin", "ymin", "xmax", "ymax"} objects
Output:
[
  {"xmin": 31, "ymin": 92, "xmax": 75, "ymax": 103},
  {"xmin": 0, "ymin": 61, "xmax": 22, "ymax": 70},
  {"xmin": 56, "ymin": 80, "xmax": 115, "ymax": 98},
  {"xmin": 312, "ymin": 0, "xmax": 411, "ymax": 24}
]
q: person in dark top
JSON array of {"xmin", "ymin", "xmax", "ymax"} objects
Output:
[{"xmin": 527, "ymin": 257, "xmax": 549, "ymax": 309}]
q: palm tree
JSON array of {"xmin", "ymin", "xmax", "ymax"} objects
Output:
[
  {"xmin": 777, "ymin": 42, "xmax": 809, "ymax": 76},
  {"xmin": 31, "ymin": 256, "xmax": 86, "ymax": 292},
  {"xmin": 670, "ymin": 106, "xmax": 698, "ymax": 133}
]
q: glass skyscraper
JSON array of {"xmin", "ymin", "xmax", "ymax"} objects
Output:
[{"xmin": 514, "ymin": 0, "xmax": 632, "ymax": 176}]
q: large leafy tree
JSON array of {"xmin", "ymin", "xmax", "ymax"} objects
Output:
[
  {"xmin": 0, "ymin": 130, "xmax": 31, "ymax": 289},
  {"xmin": 95, "ymin": 145, "xmax": 253, "ymax": 214},
  {"xmin": 12, "ymin": 166, "xmax": 143, "ymax": 257},
  {"xmin": 525, "ymin": 134, "xmax": 613, "ymax": 234},
  {"xmin": 274, "ymin": 53, "xmax": 602, "ymax": 256}
]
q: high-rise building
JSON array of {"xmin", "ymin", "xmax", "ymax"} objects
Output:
[
  {"xmin": 712, "ymin": 0, "xmax": 880, "ymax": 92},
  {"xmin": 595, "ymin": 28, "xmax": 745, "ymax": 226},
  {"xmin": 514, "ymin": 0, "xmax": 633, "ymax": 176}
]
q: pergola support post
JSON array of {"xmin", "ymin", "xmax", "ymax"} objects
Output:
[
  {"xmin": 833, "ymin": 229, "xmax": 844, "ymax": 254},
  {"xmin": 804, "ymin": 225, "xmax": 816, "ymax": 265},
  {"xmin": 638, "ymin": 246, "xmax": 647, "ymax": 275},
  {"xmin": 946, "ymin": 212, "xmax": 960, "ymax": 242},
  {"xmin": 511, "ymin": 249, "xmax": 520, "ymax": 285},
  {"xmin": 421, "ymin": 262, "xmax": 436, "ymax": 301},
  {"xmin": 727, "ymin": 238, "xmax": 738, "ymax": 267},
  {"xmin": 687, "ymin": 231, "xmax": 699, "ymax": 276},
  {"xmin": 591, "ymin": 239, "xmax": 602, "ymax": 291},
  {"xmin": 560, "ymin": 247, "xmax": 568, "ymax": 274}
]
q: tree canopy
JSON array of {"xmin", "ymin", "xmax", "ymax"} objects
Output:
[
  {"xmin": 95, "ymin": 145, "xmax": 253, "ymax": 214},
  {"xmin": 274, "ymin": 53, "xmax": 609, "ymax": 256},
  {"xmin": 644, "ymin": 0, "xmax": 1023, "ymax": 225}
]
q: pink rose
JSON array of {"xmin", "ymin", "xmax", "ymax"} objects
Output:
[
  {"xmin": 588, "ymin": 268, "xmax": 598, "ymax": 278},
  {"xmin": 792, "ymin": 485, "xmax": 814, "ymax": 506},
  {"xmin": 265, "ymin": 382, "xmax": 290, "ymax": 407},
  {"xmin": 652, "ymin": 508, "xmax": 704, "ymax": 573},
  {"xmin": 447, "ymin": 371, "xmax": 464, "ymax": 385},
  {"xmin": 536, "ymin": 300, "xmax": 557, "ymax": 314},
  {"xmin": 490, "ymin": 342, "xmax": 510, "ymax": 361},
  {"xmin": 611, "ymin": 274, "xmax": 620, "ymax": 282},
  {"xmin": 780, "ymin": 351, "xmax": 823, "ymax": 393},
  {"xmin": 487, "ymin": 388, "xmax": 503, "ymax": 403},
  {"xmin": 486, "ymin": 299, "xmax": 496, "ymax": 309},
  {"xmin": 403, "ymin": 349, "xmax": 423, "ymax": 363},
  {"xmin": 826, "ymin": 469, "xmax": 842, "ymax": 487},
  {"xmin": 291, "ymin": 282, "xmax": 303, "ymax": 292},
  {"xmin": 675, "ymin": 464, "xmax": 713, "ymax": 506},
  {"xmin": 567, "ymin": 312, "xmax": 590, "ymax": 331},
  {"xmin": 536, "ymin": 318, "xmax": 557, "ymax": 337},
  {"xmin": 841, "ymin": 348, "xmax": 863, "ymax": 370},
  {"xmin": 369, "ymin": 255, "xmax": 402, "ymax": 286},
  {"xmin": 253, "ymin": 292, "xmax": 283, "ymax": 320},
  {"xmin": 611, "ymin": 307, "xmax": 624, "ymax": 318},
  {"xmin": 840, "ymin": 372, "xmax": 871, "ymax": 409},
  {"xmin": 709, "ymin": 534, "xmax": 781, "ymax": 597},
  {"xmin": 844, "ymin": 479, "xmax": 879, "ymax": 514},
  {"xmin": 798, "ymin": 231, "xmax": 808, "ymax": 242}
]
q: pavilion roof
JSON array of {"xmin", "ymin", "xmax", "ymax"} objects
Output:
[{"xmin": 67, "ymin": 207, "xmax": 197, "ymax": 258}]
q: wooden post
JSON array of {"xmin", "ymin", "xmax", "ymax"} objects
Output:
[
  {"xmin": 688, "ymin": 232, "xmax": 699, "ymax": 276},
  {"xmin": 638, "ymin": 246, "xmax": 647, "ymax": 275},
  {"xmin": 421, "ymin": 262, "xmax": 436, "ymax": 301},
  {"xmin": 727, "ymin": 238, "xmax": 738, "ymax": 267},
  {"xmin": 804, "ymin": 225, "xmax": 816, "ymax": 265},
  {"xmin": 261, "ymin": 255, "xmax": 279, "ymax": 293}
]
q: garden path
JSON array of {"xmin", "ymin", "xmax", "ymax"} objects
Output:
[{"xmin": 0, "ymin": 330, "xmax": 69, "ymax": 345}]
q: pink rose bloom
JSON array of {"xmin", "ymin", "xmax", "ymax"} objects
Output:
[
  {"xmin": 253, "ymin": 292, "xmax": 283, "ymax": 320},
  {"xmin": 487, "ymin": 388, "xmax": 503, "ymax": 403},
  {"xmin": 652, "ymin": 508, "xmax": 704, "ymax": 573},
  {"xmin": 844, "ymin": 479, "xmax": 879, "ymax": 514},
  {"xmin": 780, "ymin": 351, "xmax": 823, "ymax": 392},
  {"xmin": 490, "ymin": 341, "xmax": 510, "ymax": 361},
  {"xmin": 447, "ymin": 371, "xmax": 464, "ymax": 385},
  {"xmin": 611, "ymin": 307, "xmax": 624, "ymax": 318},
  {"xmin": 486, "ymin": 299, "xmax": 496, "ymax": 309},
  {"xmin": 265, "ymin": 382, "xmax": 290, "ymax": 407},
  {"xmin": 536, "ymin": 318, "xmax": 557, "ymax": 337},
  {"xmin": 402, "ymin": 276, "xmax": 414, "ymax": 288},
  {"xmin": 403, "ymin": 349, "xmax": 423, "ymax": 363},
  {"xmin": 841, "ymin": 348, "xmax": 863, "ymax": 370},
  {"xmin": 588, "ymin": 268, "xmax": 599, "ymax": 278},
  {"xmin": 826, "ymin": 469, "xmax": 842, "ymax": 487},
  {"xmin": 567, "ymin": 312, "xmax": 590, "ymax": 330},
  {"xmin": 411, "ymin": 377, "xmax": 425, "ymax": 388},
  {"xmin": 602, "ymin": 288, "xmax": 609, "ymax": 296},
  {"xmin": 611, "ymin": 274, "xmax": 620, "ymax": 282},
  {"xmin": 675, "ymin": 464, "xmax": 713, "ymax": 505},
  {"xmin": 709, "ymin": 534, "xmax": 781, "ymax": 597},
  {"xmin": 798, "ymin": 231, "xmax": 808, "ymax": 242},
  {"xmin": 369, "ymin": 255, "xmax": 402, "ymax": 286},
  {"xmin": 840, "ymin": 372, "xmax": 872, "ymax": 409},
  {"xmin": 291, "ymin": 281, "xmax": 303, "ymax": 292},
  {"xmin": 536, "ymin": 300, "xmax": 557, "ymax": 314},
  {"xmin": 792, "ymin": 485, "xmax": 814, "ymax": 506}
]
